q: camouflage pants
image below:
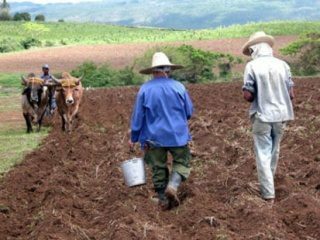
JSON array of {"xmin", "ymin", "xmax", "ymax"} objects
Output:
[{"xmin": 144, "ymin": 145, "xmax": 191, "ymax": 189}]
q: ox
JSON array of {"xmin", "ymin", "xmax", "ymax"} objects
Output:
[
  {"xmin": 52, "ymin": 73, "xmax": 83, "ymax": 133},
  {"xmin": 21, "ymin": 73, "xmax": 49, "ymax": 133}
]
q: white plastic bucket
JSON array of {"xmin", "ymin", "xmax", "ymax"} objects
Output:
[{"xmin": 121, "ymin": 157, "xmax": 146, "ymax": 187}]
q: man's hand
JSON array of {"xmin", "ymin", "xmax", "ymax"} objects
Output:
[
  {"xmin": 289, "ymin": 88, "xmax": 295, "ymax": 100},
  {"xmin": 243, "ymin": 90, "xmax": 254, "ymax": 102},
  {"xmin": 128, "ymin": 140, "xmax": 135, "ymax": 152}
]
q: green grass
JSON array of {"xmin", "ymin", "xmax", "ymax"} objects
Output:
[
  {"xmin": 0, "ymin": 88, "xmax": 21, "ymax": 114},
  {"xmin": 0, "ymin": 73, "xmax": 22, "ymax": 88},
  {"xmin": 0, "ymin": 20, "xmax": 319, "ymax": 48},
  {"xmin": 0, "ymin": 87, "xmax": 49, "ymax": 176},
  {"xmin": 0, "ymin": 128, "xmax": 48, "ymax": 176}
]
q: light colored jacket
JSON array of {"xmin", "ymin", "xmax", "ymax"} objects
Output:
[{"xmin": 243, "ymin": 43, "xmax": 294, "ymax": 122}]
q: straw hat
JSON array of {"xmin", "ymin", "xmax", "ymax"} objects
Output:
[
  {"xmin": 139, "ymin": 52, "xmax": 183, "ymax": 74},
  {"xmin": 242, "ymin": 31, "xmax": 275, "ymax": 56}
]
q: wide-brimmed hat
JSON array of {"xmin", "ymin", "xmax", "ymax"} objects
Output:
[
  {"xmin": 242, "ymin": 31, "xmax": 275, "ymax": 56},
  {"xmin": 139, "ymin": 52, "xmax": 183, "ymax": 74}
]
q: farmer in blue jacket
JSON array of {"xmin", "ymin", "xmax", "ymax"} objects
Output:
[{"xmin": 129, "ymin": 52, "xmax": 194, "ymax": 210}]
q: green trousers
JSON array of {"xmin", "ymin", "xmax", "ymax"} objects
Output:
[{"xmin": 144, "ymin": 145, "xmax": 191, "ymax": 189}]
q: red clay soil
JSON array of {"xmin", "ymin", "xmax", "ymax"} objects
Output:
[
  {"xmin": 0, "ymin": 36, "xmax": 296, "ymax": 74},
  {"xmin": 1, "ymin": 77, "xmax": 320, "ymax": 239}
]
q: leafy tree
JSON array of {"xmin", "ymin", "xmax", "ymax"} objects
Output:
[
  {"xmin": 0, "ymin": 10, "xmax": 10, "ymax": 21},
  {"xmin": 13, "ymin": 12, "xmax": 22, "ymax": 21},
  {"xmin": 134, "ymin": 45, "xmax": 242, "ymax": 83},
  {"xmin": 0, "ymin": 0, "xmax": 10, "ymax": 21},
  {"xmin": 20, "ymin": 37, "xmax": 42, "ymax": 49},
  {"xmin": 22, "ymin": 22, "xmax": 49, "ymax": 38},
  {"xmin": 71, "ymin": 62, "xmax": 144, "ymax": 87},
  {"xmin": 20, "ymin": 12, "xmax": 31, "ymax": 21},
  {"xmin": 35, "ymin": 14, "xmax": 45, "ymax": 22},
  {"xmin": 13, "ymin": 12, "xmax": 31, "ymax": 21},
  {"xmin": 281, "ymin": 33, "xmax": 320, "ymax": 75},
  {"xmin": 0, "ymin": 0, "xmax": 9, "ymax": 10}
]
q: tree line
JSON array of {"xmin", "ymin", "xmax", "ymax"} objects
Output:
[{"xmin": 0, "ymin": 0, "xmax": 45, "ymax": 21}]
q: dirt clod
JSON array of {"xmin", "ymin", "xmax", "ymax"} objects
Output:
[
  {"xmin": 314, "ymin": 155, "xmax": 320, "ymax": 162},
  {"xmin": 0, "ymin": 205, "xmax": 9, "ymax": 214}
]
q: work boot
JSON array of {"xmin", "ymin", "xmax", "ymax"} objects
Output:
[
  {"xmin": 165, "ymin": 172, "xmax": 182, "ymax": 207},
  {"xmin": 155, "ymin": 188, "xmax": 170, "ymax": 211}
]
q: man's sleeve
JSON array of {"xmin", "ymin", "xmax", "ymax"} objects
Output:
[
  {"xmin": 284, "ymin": 63, "xmax": 294, "ymax": 90},
  {"xmin": 130, "ymin": 91, "xmax": 145, "ymax": 143},
  {"xmin": 242, "ymin": 64, "xmax": 256, "ymax": 94},
  {"xmin": 184, "ymin": 91, "xmax": 194, "ymax": 120}
]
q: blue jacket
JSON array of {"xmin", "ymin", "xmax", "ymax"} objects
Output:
[{"xmin": 131, "ymin": 77, "xmax": 193, "ymax": 148}]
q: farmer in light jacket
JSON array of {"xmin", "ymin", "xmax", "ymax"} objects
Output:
[
  {"xmin": 129, "ymin": 52, "xmax": 194, "ymax": 210},
  {"xmin": 242, "ymin": 32, "xmax": 295, "ymax": 203}
]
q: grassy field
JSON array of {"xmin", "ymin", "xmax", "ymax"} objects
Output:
[
  {"xmin": 0, "ymin": 73, "xmax": 22, "ymax": 88},
  {"xmin": 0, "ymin": 127, "xmax": 48, "ymax": 176},
  {"xmin": 0, "ymin": 20, "xmax": 319, "ymax": 48},
  {"xmin": 0, "ymin": 85, "xmax": 49, "ymax": 176}
]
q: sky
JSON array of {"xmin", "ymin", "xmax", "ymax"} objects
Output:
[{"xmin": 10, "ymin": 0, "xmax": 101, "ymax": 3}]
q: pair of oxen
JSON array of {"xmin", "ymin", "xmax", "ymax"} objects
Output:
[{"xmin": 21, "ymin": 72, "xmax": 83, "ymax": 133}]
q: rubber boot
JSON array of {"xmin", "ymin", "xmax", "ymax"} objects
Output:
[
  {"xmin": 155, "ymin": 188, "xmax": 170, "ymax": 211},
  {"xmin": 165, "ymin": 172, "xmax": 182, "ymax": 207}
]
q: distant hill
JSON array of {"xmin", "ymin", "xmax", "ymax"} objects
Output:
[{"xmin": 8, "ymin": 0, "xmax": 320, "ymax": 29}]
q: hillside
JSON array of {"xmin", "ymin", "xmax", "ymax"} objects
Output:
[
  {"xmin": 9, "ymin": 0, "xmax": 320, "ymax": 29},
  {"xmin": 0, "ymin": 21, "xmax": 319, "ymax": 46}
]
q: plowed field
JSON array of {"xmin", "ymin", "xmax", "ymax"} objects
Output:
[
  {"xmin": 0, "ymin": 36, "xmax": 296, "ymax": 73},
  {"xmin": 0, "ymin": 77, "xmax": 320, "ymax": 239}
]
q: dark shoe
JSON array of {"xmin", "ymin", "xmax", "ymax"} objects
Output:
[
  {"xmin": 155, "ymin": 188, "xmax": 170, "ymax": 211},
  {"xmin": 263, "ymin": 198, "xmax": 275, "ymax": 208},
  {"xmin": 264, "ymin": 198, "xmax": 274, "ymax": 204},
  {"xmin": 165, "ymin": 185, "xmax": 180, "ymax": 207},
  {"xmin": 158, "ymin": 195, "xmax": 170, "ymax": 211}
]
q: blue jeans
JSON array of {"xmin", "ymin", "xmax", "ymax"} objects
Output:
[
  {"xmin": 252, "ymin": 116, "xmax": 286, "ymax": 199},
  {"xmin": 50, "ymin": 97, "xmax": 57, "ymax": 110}
]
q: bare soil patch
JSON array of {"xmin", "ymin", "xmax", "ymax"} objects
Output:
[
  {"xmin": 0, "ymin": 36, "xmax": 296, "ymax": 74},
  {"xmin": 0, "ymin": 77, "xmax": 319, "ymax": 239}
]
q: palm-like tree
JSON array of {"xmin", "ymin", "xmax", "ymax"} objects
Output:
[{"xmin": 0, "ymin": 0, "xmax": 10, "ymax": 10}]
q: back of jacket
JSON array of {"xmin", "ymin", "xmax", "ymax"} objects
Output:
[{"xmin": 243, "ymin": 56, "xmax": 294, "ymax": 122}]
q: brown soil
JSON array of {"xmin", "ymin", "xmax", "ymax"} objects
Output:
[
  {"xmin": 0, "ymin": 77, "xmax": 320, "ymax": 239},
  {"xmin": 0, "ymin": 36, "xmax": 296, "ymax": 74}
]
